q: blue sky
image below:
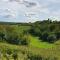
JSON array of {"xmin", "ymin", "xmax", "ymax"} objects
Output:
[{"xmin": 0, "ymin": 0, "xmax": 60, "ymax": 22}]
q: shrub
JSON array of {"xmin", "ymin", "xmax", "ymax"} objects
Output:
[
  {"xmin": 47, "ymin": 34, "xmax": 57, "ymax": 43},
  {"xmin": 19, "ymin": 34, "xmax": 30, "ymax": 45},
  {"xmin": 55, "ymin": 31, "xmax": 60, "ymax": 39},
  {"xmin": 41, "ymin": 32, "xmax": 49, "ymax": 41}
]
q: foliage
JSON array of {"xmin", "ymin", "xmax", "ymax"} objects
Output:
[{"xmin": 29, "ymin": 20, "xmax": 60, "ymax": 43}]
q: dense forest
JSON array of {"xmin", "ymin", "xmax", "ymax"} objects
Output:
[{"xmin": 0, "ymin": 19, "xmax": 60, "ymax": 60}]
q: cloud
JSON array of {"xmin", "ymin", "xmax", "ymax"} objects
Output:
[
  {"xmin": 23, "ymin": 0, "xmax": 37, "ymax": 8},
  {"xmin": 0, "ymin": 8, "xmax": 16, "ymax": 19},
  {"xmin": 0, "ymin": 0, "xmax": 51, "ymax": 22},
  {"xmin": 0, "ymin": 0, "xmax": 60, "ymax": 22},
  {"xmin": 48, "ymin": 0, "xmax": 60, "ymax": 3}
]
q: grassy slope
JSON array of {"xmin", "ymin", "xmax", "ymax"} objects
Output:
[
  {"xmin": 0, "ymin": 42, "xmax": 28, "ymax": 60},
  {"xmin": 0, "ymin": 37, "xmax": 60, "ymax": 60},
  {"xmin": 0, "ymin": 40, "xmax": 60, "ymax": 60},
  {"xmin": 30, "ymin": 36, "xmax": 54, "ymax": 48}
]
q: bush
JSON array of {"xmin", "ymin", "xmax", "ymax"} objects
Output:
[
  {"xmin": 6, "ymin": 34, "xmax": 20, "ymax": 45},
  {"xmin": 19, "ymin": 34, "xmax": 30, "ymax": 45},
  {"xmin": 41, "ymin": 32, "xmax": 49, "ymax": 41},
  {"xmin": 55, "ymin": 31, "xmax": 60, "ymax": 39},
  {"xmin": 0, "ymin": 32, "xmax": 5, "ymax": 40},
  {"xmin": 47, "ymin": 34, "xmax": 57, "ymax": 43}
]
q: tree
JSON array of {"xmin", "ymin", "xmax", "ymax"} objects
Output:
[{"xmin": 49, "ymin": 24, "xmax": 55, "ymax": 32}]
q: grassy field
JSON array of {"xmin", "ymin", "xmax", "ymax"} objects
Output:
[
  {"xmin": 30, "ymin": 36, "xmax": 54, "ymax": 48},
  {"xmin": 0, "ymin": 39, "xmax": 60, "ymax": 60}
]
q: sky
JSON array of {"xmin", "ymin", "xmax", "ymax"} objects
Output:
[{"xmin": 0, "ymin": 0, "xmax": 60, "ymax": 22}]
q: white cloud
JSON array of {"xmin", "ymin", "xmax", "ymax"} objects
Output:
[
  {"xmin": 48, "ymin": 0, "xmax": 60, "ymax": 3},
  {"xmin": 0, "ymin": 1, "xmax": 20, "ymax": 19},
  {"xmin": 0, "ymin": 8, "xmax": 16, "ymax": 18},
  {"xmin": 0, "ymin": 0, "xmax": 60, "ymax": 22}
]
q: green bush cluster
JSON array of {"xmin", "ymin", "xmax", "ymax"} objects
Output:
[
  {"xmin": 29, "ymin": 20, "xmax": 60, "ymax": 43},
  {"xmin": 0, "ymin": 25, "xmax": 30, "ymax": 45}
]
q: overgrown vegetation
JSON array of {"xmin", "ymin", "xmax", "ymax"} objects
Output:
[
  {"xmin": 29, "ymin": 19, "xmax": 60, "ymax": 43},
  {"xmin": 0, "ymin": 25, "xmax": 30, "ymax": 45},
  {"xmin": 0, "ymin": 19, "xmax": 60, "ymax": 60}
]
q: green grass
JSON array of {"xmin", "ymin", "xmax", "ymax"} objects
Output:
[
  {"xmin": 17, "ymin": 25, "xmax": 31, "ymax": 33},
  {"xmin": 0, "ymin": 42, "xmax": 28, "ymax": 60},
  {"xmin": 0, "ymin": 39, "xmax": 60, "ymax": 60},
  {"xmin": 30, "ymin": 36, "xmax": 54, "ymax": 48}
]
